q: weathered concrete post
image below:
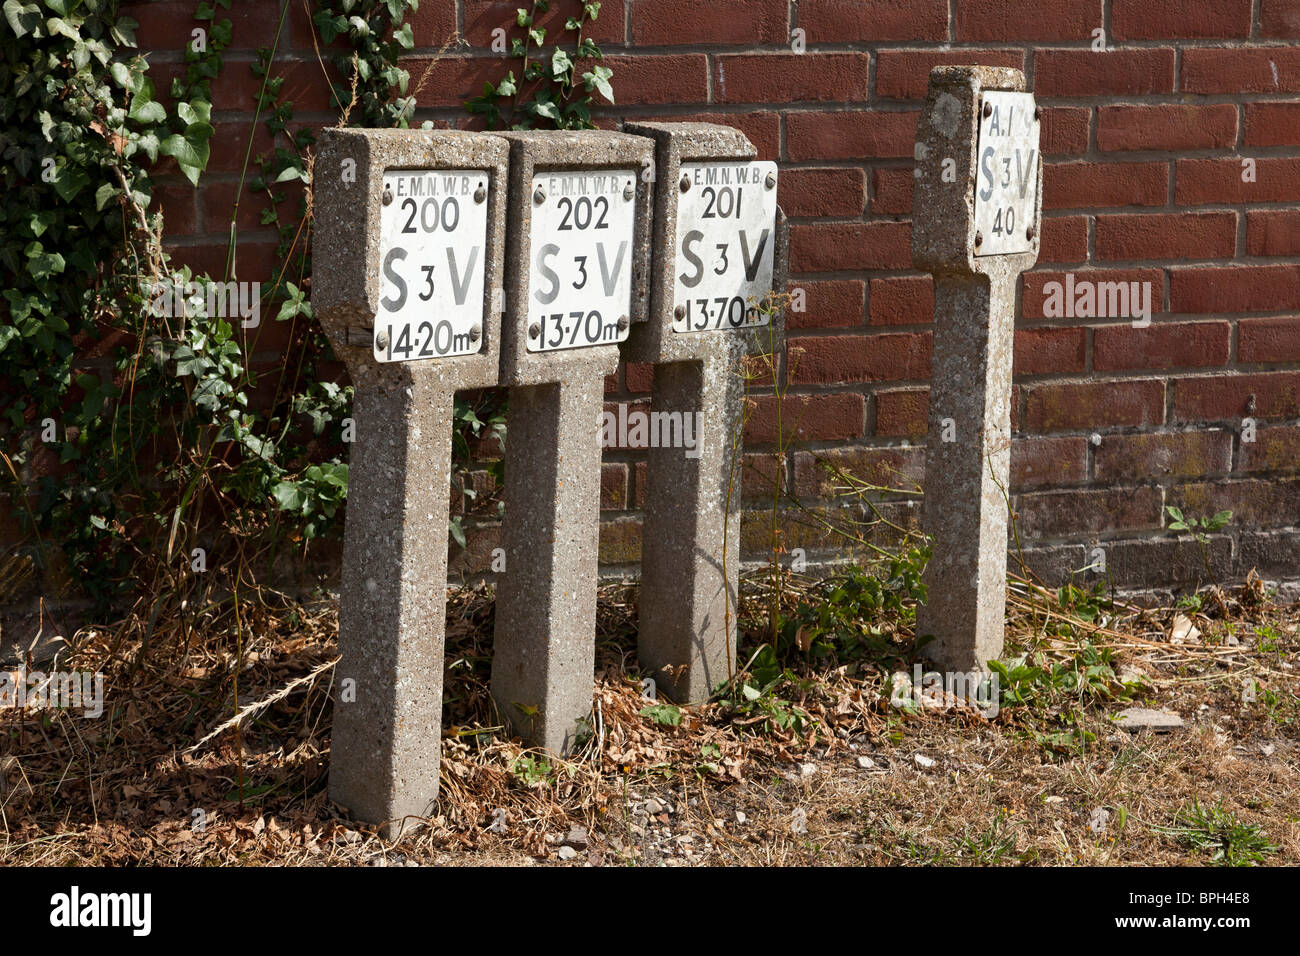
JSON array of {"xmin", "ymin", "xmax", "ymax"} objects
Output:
[
  {"xmin": 492, "ymin": 131, "xmax": 653, "ymax": 752},
  {"xmin": 912, "ymin": 66, "xmax": 1042, "ymax": 672},
  {"xmin": 314, "ymin": 129, "xmax": 509, "ymax": 837},
  {"xmin": 622, "ymin": 122, "xmax": 787, "ymax": 703}
]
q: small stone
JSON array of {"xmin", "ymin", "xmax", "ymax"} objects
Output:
[
  {"xmin": 734, "ymin": 811, "xmax": 747, "ymax": 825},
  {"xmin": 856, "ymin": 755, "xmax": 875, "ymax": 769},
  {"xmin": 644, "ymin": 798, "xmax": 663, "ymax": 814},
  {"xmin": 800, "ymin": 763, "xmax": 817, "ymax": 777},
  {"xmin": 913, "ymin": 753, "xmax": 936, "ymax": 769},
  {"xmin": 1113, "ymin": 707, "xmax": 1185, "ymax": 732},
  {"xmin": 1044, "ymin": 795, "xmax": 1064, "ymax": 804},
  {"xmin": 563, "ymin": 825, "xmax": 589, "ymax": 850},
  {"xmin": 557, "ymin": 845, "xmax": 578, "ymax": 860}
]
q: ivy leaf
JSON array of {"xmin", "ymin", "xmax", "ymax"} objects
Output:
[
  {"xmin": 550, "ymin": 49, "xmax": 572, "ymax": 83},
  {"xmin": 128, "ymin": 87, "xmax": 167, "ymax": 124},
  {"xmin": 583, "ymin": 64, "xmax": 614, "ymax": 104},
  {"xmin": 272, "ymin": 481, "xmax": 305, "ymax": 512},
  {"xmin": 515, "ymin": 7, "xmax": 530, "ymax": 27},
  {"xmin": 26, "ymin": 246, "xmax": 66, "ymax": 281},
  {"xmin": 584, "ymin": 2, "xmax": 601, "ymax": 19},
  {"xmin": 94, "ymin": 181, "xmax": 118, "ymax": 211},
  {"xmin": 495, "ymin": 71, "xmax": 517, "ymax": 97},
  {"xmin": 528, "ymin": 27, "xmax": 545, "ymax": 46},
  {"xmin": 393, "ymin": 22, "xmax": 413, "ymax": 49},
  {"xmin": 53, "ymin": 165, "xmax": 91, "ymax": 201},
  {"xmin": 3, "ymin": 1, "xmax": 43, "ymax": 38}
]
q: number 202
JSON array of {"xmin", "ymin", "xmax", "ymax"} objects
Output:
[{"xmin": 557, "ymin": 196, "xmax": 609, "ymax": 230}]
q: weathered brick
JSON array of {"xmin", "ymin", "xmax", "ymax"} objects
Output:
[
  {"xmin": 1012, "ymin": 436, "xmax": 1089, "ymax": 489},
  {"xmin": 1238, "ymin": 425, "xmax": 1300, "ymax": 474},
  {"xmin": 1035, "ymin": 48, "xmax": 1176, "ymax": 97},
  {"xmin": 630, "ymin": 0, "xmax": 786, "ymax": 44},
  {"xmin": 875, "ymin": 388, "xmax": 929, "ymax": 437},
  {"xmin": 1014, "ymin": 327, "xmax": 1087, "ymax": 376},
  {"xmin": 1239, "ymin": 317, "xmax": 1300, "ymax": 364},
  {"xmin": 601, "ymin": 54, "xmax": 710, "ymax": 104},
  {"xmin": 789, "ymin": 221, "xmax": 912, "ymax": 272},
  {"xmin": 1095, "ymin": 322, "xmax": 1232, "ymax": 371},
  {"xmin": 1169, "ymin": 265, "xmax": 1300, "ymax": 314},
  {"xmin": 1045, "ymin": 161, "xmax": 1167, "ymax": 209},
  {"xmin": 601, "ymin": 463, "xmax": 629, "ymax": 510},
  {"xmin": 1097, "ymin": 104, "xmax": 1238, "ymax": 152},
  {"xmin": 1022, "ymin": 269, "xmax": 1165, "ymax": 321},
  {"xmin": 1244, "ymin": 102, "xmax": 1300, "ymax": 147},
  {"xmin": 1096, "ymin": 212, "xmax": 1236, "ymax": 261},
  {"xmin": 1262, "ymin": 0, "xmax": 1300, "ymax": 38},
  {"xmin": 788, "ymin": 333, "xmax": 931, "ymax": 385},
  {"xmin": 869, "ymin": 276, "xmax": 933, "ymax": 326},
  {"xmin": 1095, "ymin": 430, "xmax": 1234, "ymax": 481},
  {"xmin": 786, "ymin": 111, "xmax": 918, "ymax": 160},
  {"xmin": 464, "ymin": 0, "xmax": 625, "ymax": 47},
  {"xmin": 958, "ymin": 0, "xmax": 1103, "ymax": 41},
  {"xmin": 787, "ymin": 279, "xmax": 866, "ymax": 330},
  {"xmin": 744, "ymin": 393, "xmax": 865, "ymax": 443},
  {"xmin": 1014, "ymin": 487, "xmax": 1164, "ymax": 537},
  {"xmin": 792, "ymin": 446, "xmax": 925, "ymax": 499},
  {"xmin": 778, "ymin": 167, "xmax": 867, "ymax": 217},
  {"xmin": 1173, "ymin": 372, "xmax": 1300, "ymax": 421},
  {"xmin": 1112, "ymin": 0, "xmax": 1251, "ymax": 38},
  {"xmin": 1039, "ymin": 215, "xmax": 1089, "ymax": 263},
  {"xmin": 1024, "ymin": 380, "xmax": 1166, "ymax": 431},
  {"xmin": 798, "ymin": 0, "xmax": 948, "ymax": 42},
  {"xmin": 1182, "ymin": 47, "xmax": 1300, "ymax": 94},
  {"xmin": 875, "ymin": 49, "xmax": 1026, "ymax": 100},
  {"xmin": 871, "ymin": 166, "xmax": 914, "ymax": 214},
  {"xmin": 1040, "ymin": 106, "xmax": 1091, "ymax": 155},
  {"xmin": 1247, "ymin": 210, "xmax": 1300, "ymax": 256},
  {"xmin": 1176, "ymin": 158, "xmax": 1300, "ymax": 204},
  {"xmin": 714, "ymin": 53, "xmax": 868, "ymax": 104},
  {"xmin": 1168, "ymin": 479, "xmax": 1300, "ymax": 529}
]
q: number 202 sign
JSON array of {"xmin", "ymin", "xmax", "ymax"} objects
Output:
[
  {"xmin": 673, "ymin": 160, "xmax": 778, "ymax": 334},
  {"xmin": 973, "ymin": 91, "xmax": 1039, "ymax": 257},
  {"xmin": 528, "ymin": 169, "xmax": 637, "ymax": 353},
  {"xmin": 375, "ymin": 169, "xmax": 488, "ymax": 363}
]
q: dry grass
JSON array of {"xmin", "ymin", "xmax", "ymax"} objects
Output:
[{"xmin": 1, "ymin": 570, "xmax": 1296, "ymax": 867}]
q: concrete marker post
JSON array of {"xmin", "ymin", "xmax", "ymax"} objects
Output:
[
  {"xmin": 911, "ymin": 66, "xmax": 1043, "ymax": 673},
  {"xmin": 622, "ymin": 122, "xmax": 788, "ymax": 703},
  {"xmin": 492, "ymin": 131, "xmax": 653, "ymax": 753},
  {"xmin": 314, "ymin": 129, "xmax": 509, "ymax": 837}
]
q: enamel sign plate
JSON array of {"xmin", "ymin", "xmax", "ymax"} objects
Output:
[{"xmin": 973, "ymin": 92, "xmax": 1039, "ymax": 257}]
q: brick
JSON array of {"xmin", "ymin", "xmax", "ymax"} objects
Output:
[
  {"xmin": 1174, "ymin": 371, "xmax": 1300, "ymax": 421},
  {"xmin": 789, "ymin": 221, "xmax": 912, "ymax": 271},
  {"xmin": 778, "ymin": 167, "xmax": 867, "ymax": 217},
  {"xmin": 201, "ymin": 179, "xmax": 304, "ymax": 234},
  {"xmin": 1039, "ymin": 215, "xmax": 1089, "ymax": 264},
  {"xmin": 601, "ymin": 463, "xmax": 629, "ymax": 510},
  {"xmin": 1097, "ymin": 104, "xmax": 1238, "ymax": 152},
  {"xmin": 788, "ymin": 332, "xmax": 931, "ymax": 385},
  {"xmin": 1022, "ymin": 269, "xmax": 1164, "ymax": 321},
  {"xmin": 787, "ymin": 279, "xmax": 866, "ymax": 331},
  {"xmin": 1045, "ymin": 161, "xmax": 1167, "ymax": 209},
  {"xmin": 1035, "ymin": 48, "xmax": 1176, "ymax": 97},
  {"xmin": 957, "ymin": 0, "xmax": 1103, "ymax": 41},
  {"xmin": 875, "ymin": 49, "xmax": 1026, "ymax": 100},
  {"xmin": 741, "ymin": 452, "xmax": 787, "ymax": 505},
  {"xmin": 1014, "ymin": 327, "xmax": 1086, "ymax": 375},
  {"xmin": 1095, "ymin": 430, "xmax": 1233, "ymax": 481},
  {"xmin": 744, "ymin": 393, "xmax": 865, "ymax": 443},
  {"xmin": 871, "ymin": 166, "xmax": 914, "ymax": 214},
  {"xmin": 1239, "ymin": 317, "xmax": 1300, "ymax": 364},
  {"xmin": 1095, "ymin": 322, "xmax": 1231, "ymax": 371},
  {"xmin": 1113, "ymin": 0, "xmax": 1251, "ymax": 38},
  {"xmin": 1262, "ymin": 0, "xmax": 1300, "ymax": 37},
  {"xmin": 875, "ymin": 388, "xmax": 928, "ymax": 437},
  {"xmin": 1182, "ymin": 48, "xmax": 1300, "ymax": 94},
  {"xmin": 124, "ymin": 0, "xmax": 282, "ymax": 52},
  {"xmin": 625, "ymin": 362, "xmax": 654, "ymax": 394},
  {"xmin": 464, "ymin": 1, "xmax": 625, "ymax": 48},
  {"xmin": 1040, "ymin": 106, "xmax": 1091, "ymax": 156},
  {"xmin": 1169, "ymin": 479, "xmax": 1300, "ymax": 529},
  {"xmin": 170, "ymin": 241, "xmax": 281, "ymax": 283},
  {"xmin": 869, "ymin": 276, "xmax": 933, "ymax": 326},
  {"xmin": 1170, "ymin": 265, "xmax": 1300, "ymax": 314},
  {"xmin": 641, "ymin": 110, "xmax": 781, "ymax": 161},
  {"xmin": 799, "ymin": 0, "xmax": 947, "ymax": 42},
  {"xmin": 1238, "ymin": 425, "xmax": 1300, "ymax": 473},
  {"xmin": 1244, "ymin": 102, "xmax": 1300, "ymax": 147},
  {"xmin": 599, "ymin": 519, "xmax": 642, "ymax": 565},
  {"xmin": 1023, "ymin": 380, "xmax": 1166, "ymax": 431},
  {"xmin": 1014, "ymin": 487, "xmax": 1164, "ymax": 537},
  {"xmin": 152, "ymin": 181, "xmax": 199, "ymax": 236},
  {"xmin": 1096, "ymin": 212, "xmax": 1236, "ymax": 261},
  {"xmin": 600, "ymin": 54, "xmax": 710, "ymax": 104},
  {"xmin": 786, "ymin": 110, "xmax": 918, "ymax": 160},
  {"xmin": 1176, "ymin": 157, "xmax": 1300, "ymax": 205},
  {"xmin": 404, "ymin": 2, "xmax": 461, "ymax": 47},
  {"xmin": 1012, "ymin": 436, "xmax": 1088, "ymax": 489},
  {"xmin": 714, "ymin": 53, "xmax": 868, "ymax": 104},
  {"xmin": 400, "ymin": 56, "xmax": 503, "ymax": 108},
  {"xmin": 631, "ymin": 0, "xmax": 785, "ymax": 44},
  {"xmin": 792, "ymin": 447, "xmax": 925, "ymax": 499}
]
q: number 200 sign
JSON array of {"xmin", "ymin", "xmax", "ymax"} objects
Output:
[
  {"xmin": 972, "ymin": 91, "xmax": 1039, "ymax": 257},
  {"xmin": 375, "ymin": 169, "xmax": 489, "ymax": 363},
  {"xmin": 673, "ymin": 160, "xmax": 778, "ymax": 334}
]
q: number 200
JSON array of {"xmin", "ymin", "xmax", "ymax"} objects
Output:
[{"xmin": 400, "ymin": 196, "xmax": 460, "ymax": 234}]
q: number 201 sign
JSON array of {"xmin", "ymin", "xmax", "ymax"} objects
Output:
[
  {"xmin": 973, "ymin": 91, "xmax": 1039, "ymax": 257},
  {"xmin": 375, "ymin": 169, "xmax": 488, "ymax": 363},
  {"xmin": 672, "ymin": 160, "xmax": 778, "ymax": 334}
]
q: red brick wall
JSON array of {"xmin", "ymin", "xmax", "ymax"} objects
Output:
[{"xmin": 124, "ymin": 0, "xmax": 1300, "ymax": 591}]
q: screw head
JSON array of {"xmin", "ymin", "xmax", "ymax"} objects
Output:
[
  {"xmin": 468, "ymin": 323, "xmax": 482, "ymax": 342},
  {"xmin": 382, "ymin": 185, "xmax": 393, "ymax": 206},
  {"xmin": 674, "ymin": 304, "xmax": 686, "ymax": 320},
  {"xmin": 533, "ymin": 186, "xmax": 545, "ymax": 204},
  {"xmin": 982, "ymin": 101, "xmax": 992, "ymax": 118},
  {"xmin": 474, "ymin": 184, "xmax": 486, "ymax": 204},
  {"xmin": 680, "ymin": 175, "xmax": 691, "ymax": 192},
  {"xmin": 623, "ymin": 181, "xmax": 635, "ymax": 201},
  {"xmin": 375, "ymin": 329, "xmax": 389, "ymax": 349},
  {"xmin": 765, "ymin": 171, "xmax": 777, "ymax": 190},
  {"xmin": 617, "ymin": 315, "xmax": 629, "ymax": 332},
  {"xmin": 1026, "ymin": 226, "xmax": 1036, "ymax": 241},
  {"xmin": 974, "ymin": 231, "xmax": 983, "ymax": 246},
  {"xmin": 1034, "ymin": 106, "xmax": 1042, "ymax": 122},
  {"xmin": 528, "ymin": 322, "xmax": 541, "ymax": 339}
]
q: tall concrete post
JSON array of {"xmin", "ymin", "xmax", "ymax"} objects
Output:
[
  {"xmin": 314, "ymin": 129, "xmax": 509, "ymax": 837},
  {"xmin": 912, "ymin": 66, "xmax": 1042, "ymax": 673},
  {"xmin": 622, "ymin": 123, "xmax": 788, "ymax": 703},
  {"xmin": 492, "ymin": 131, "xmax": 653, "ymax": 753}
]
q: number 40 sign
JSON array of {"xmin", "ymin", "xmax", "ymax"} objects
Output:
[{"xmin": 973, "ymin": 91, "xmax": 1039, "ymax": 257}]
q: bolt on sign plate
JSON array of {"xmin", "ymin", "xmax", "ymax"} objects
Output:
[
  {"xmin": 375, "ymin": 169, "xmax": 489, "ymax": 363},
  {"xmin": 527, "ymin": 169, "xmax": 637, "ymax": 352},
  {"xmin": 672, "ymin": 160, "xmax": 778, "ymax": 333},
  {"xmin": 973, "ymin": 92, "xmax": 1039, "ymax": 257}
]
